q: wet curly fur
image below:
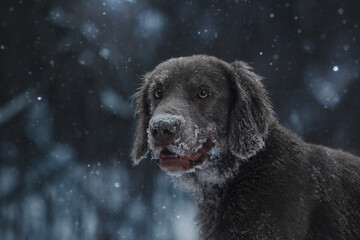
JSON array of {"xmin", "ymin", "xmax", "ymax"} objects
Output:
[{"xmin": 132, "ymin": 55, "xmax": 360, "ymax": 240}]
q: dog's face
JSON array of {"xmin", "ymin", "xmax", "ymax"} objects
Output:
[
  {"xmin": 132, "ymin": 55, "xmax": 272, "ymax": 186},
  {"xmin": 146, "ymin": 58, "xmax": 231, "ymax": 175}
]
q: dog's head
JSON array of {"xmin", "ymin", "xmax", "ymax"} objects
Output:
[{"xmin": 132, "ymin": 55, "xmax": 272, "ymax": 185}]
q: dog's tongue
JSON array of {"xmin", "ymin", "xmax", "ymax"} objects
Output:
[
  {"xmin": 159, "ymin": 149, "xmax": 205, "ymax": 171},
  {"xmin": 159, "ymin": 149, "xmax": 204, "ymax": 160},
  {"xmin": 158, "ymin": 140, "xmax": 214, "ymax": 172}
]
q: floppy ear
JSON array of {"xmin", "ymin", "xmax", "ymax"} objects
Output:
[
  {"xmin": 131, "ymin": 76, "xmax": 151, "ymax": 165},
  {"xmin": 228, "ymin": 61, "xmax": 273, "ymax": 159}
]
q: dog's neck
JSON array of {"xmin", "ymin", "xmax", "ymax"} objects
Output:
[
  {"xmin": 170, "ymin": 151, "xmax": 241, "ymax": 202},
  {"xmin": 172, "ymin": 122, "xmax": 280, "ymax": 203}
]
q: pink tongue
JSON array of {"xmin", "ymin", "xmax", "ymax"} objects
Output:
[
  {"xmin": 158, "ymin": 139, "xmax": 214, "ymax": 171},
  {"xmin": 159, "ymin": 149, "xmax": 204, "ymax": 161},
  {"xmin": 158, "ymin": 149, "xmax": 207, "ymax": 171}
]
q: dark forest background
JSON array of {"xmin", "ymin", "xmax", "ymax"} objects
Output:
[{"xmin": 0, "ymin": 0, "xmax": 359, "ymax": 239}]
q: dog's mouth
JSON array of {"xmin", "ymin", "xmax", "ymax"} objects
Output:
[{"xmin": 158, "ymin": 139, "xmax": 214, "ymax": 173}]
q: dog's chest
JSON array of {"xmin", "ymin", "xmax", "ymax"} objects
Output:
[
  {"xmin": 196, "ymin": 190, "xmax": 248, "ymax": 239},
  {"xmin": 196, "ymin": 186, "xmax": 287, "ymax": 240}
]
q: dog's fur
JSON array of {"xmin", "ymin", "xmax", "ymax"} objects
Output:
[{"xmin": 132, "ymin": 55, "xmax": 360, "ymax": 240}]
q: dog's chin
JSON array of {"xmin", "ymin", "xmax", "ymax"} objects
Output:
[{"xmin": 157, "ymin": 139, "xmax": 215, "ymax": 176}]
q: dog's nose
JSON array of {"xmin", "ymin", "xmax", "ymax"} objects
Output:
[{"xmin": 149, "ymin": 115, "xmax": 181, "ymax": 143}]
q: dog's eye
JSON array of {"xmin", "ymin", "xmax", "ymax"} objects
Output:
[
  {"xmin": 198, "ymin": 89, "xmax": 209, "ymax": 99},
  {"xmin": 154, "ymin": 88, "xmax": 163, "ymax": 98}
]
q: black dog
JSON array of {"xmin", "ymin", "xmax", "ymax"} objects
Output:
[{"xmin": 132, "ymin": 55, "xmax": 360, "ymax": 240}]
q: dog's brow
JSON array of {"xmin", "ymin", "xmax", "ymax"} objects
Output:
[
  {"xmin": 153, "ymin": 70, "xmax": 170, "ymax": 83},
  {"xmin": 193, "ymin": 75, "xmax": 223, "ymax": 89}
]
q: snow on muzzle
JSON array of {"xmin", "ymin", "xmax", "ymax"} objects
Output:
[
  {"xmin": 148, "ymin": 114, "xmax": 184, "ymax": 144},
  {"xmin": 158, "ymin": 139, "xmax": 215, "ymax": 174},
  {"xmin": 147, "ymin": 113, "xmax": 215, "ymax": 174}
]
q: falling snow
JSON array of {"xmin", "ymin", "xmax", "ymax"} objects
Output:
[{"xmin": 1, "ymin": 0, "xmax": 360, "ymax": 239}]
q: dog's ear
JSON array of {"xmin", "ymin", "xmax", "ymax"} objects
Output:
[
  {"xmin": 228, "ymin": 61, "xmax": 273, "ymax": 159},
  {"xmin": 131, "ymin": 75, "xmax": 151, "ymax": 165}
]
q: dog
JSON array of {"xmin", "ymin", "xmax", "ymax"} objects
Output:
[{"xmin": 131, "ymin": 55, "xmax": 360, "ymax": 240}]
